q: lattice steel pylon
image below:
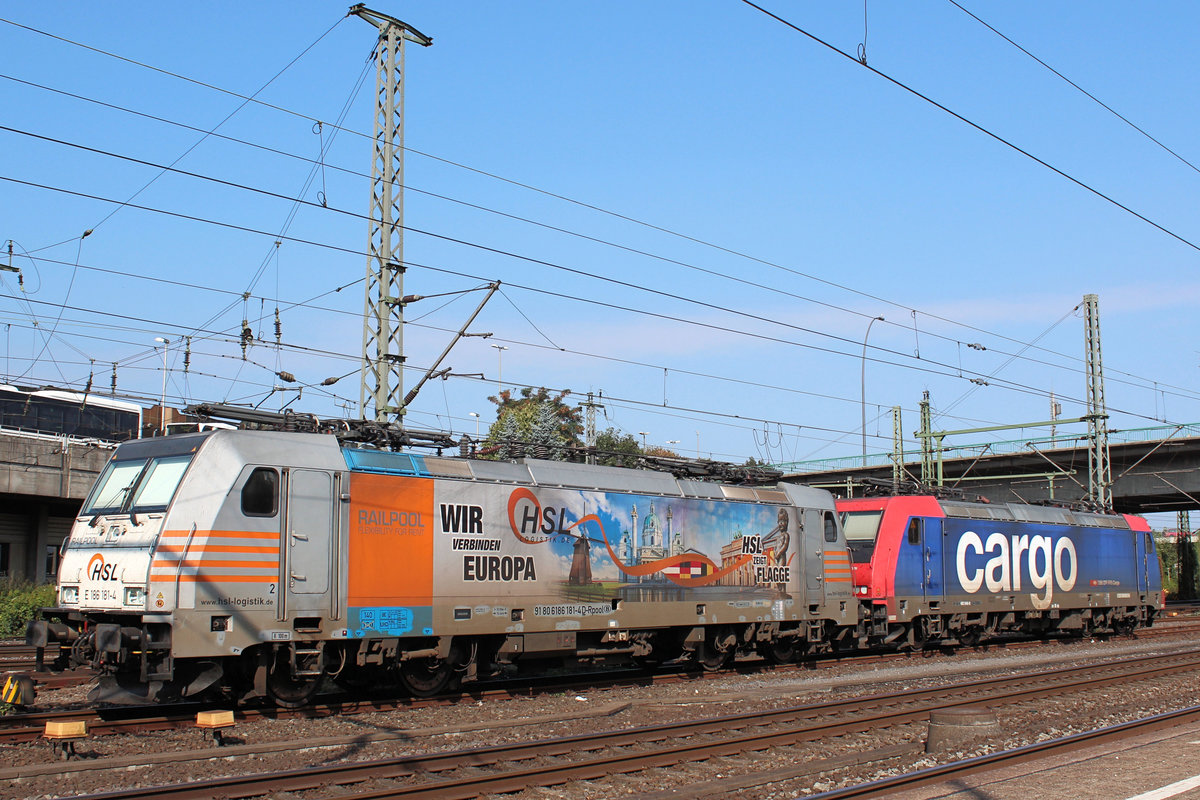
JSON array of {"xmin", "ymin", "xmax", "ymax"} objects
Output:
[
  {"xmin": 350, "ymin": 5, "xmax": 432, "ymax": 422},
  {"xmin": 1083, "ymin": 293, "xmax": 1112, "ymax": 510},
  {"xmin": 918, "ymin": 390, "xmax": 934, "ymax": 486},
  {"xmin": 890, "ymin": 405, "xmax": 903, "ymax": 492}
]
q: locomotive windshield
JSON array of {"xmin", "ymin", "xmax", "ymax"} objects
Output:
[
  {"xmin": 840, "ymin": 509, "xmax": 882, "ymax": 560},
  {"xmin": 83, "ymin": 453, "xmax": 193, "ymax": 516}
]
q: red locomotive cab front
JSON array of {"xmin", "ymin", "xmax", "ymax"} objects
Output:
[
  {"xmin": 850, "ymin": 561, "xmax": 874, "ymax": 598},
  {"xmin": 838, "ymin": 499, "xmax": 888, "ymax": 599}
]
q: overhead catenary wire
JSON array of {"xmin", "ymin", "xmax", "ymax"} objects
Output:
[
  {"xmin": 0, "ymin": 295, "xmax": 1038, "ymax": 443},
  {"xmin": 0, "ymin": 20, "xmax": 1182, "ymax": 393},
  {"xmin": 4, "ymin": 10, "xmax": 1195, "ymax": 455},
  {"xmin": 4, "ymin": 123, "xmax": 1195, "ymax": 410},
  {"xmin": 0, "ymin": 168, "xmax": 1182, "ymax": 437},
  {"xmin": 946, "ymin": 0, "xmax": 1200, "ymax": 177},
  {"xmin": 0, "ymin": 238, "xmax": 1180, "ymax": 440},
  {"xmin": 1, "ymin": 169, "xmax": 1188, "ymax": 463},
  {"xmin": 738, "ymin": 0, "xmax": 1200, "ymax": 256},
  {"xmin": 0, "ymin": 274, "xmax": 1111, "ymax": 459},
  {"xmin": 0, "ymin": 99, "xmax": 1108, "ymax": 386},
  {"xmin": 1, "ymin": 52, "xmax": 1189, "ymax": 406}
]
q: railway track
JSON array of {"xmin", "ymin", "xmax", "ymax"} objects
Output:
[
  {"xmin": 5, "ymin": 625, "xmax": 1196, "ymax": 743},
  {"xmin": 22, "ymin": 646, "xmax": 1200, "ymax": 800},
  {"xmin": 0, "ymin": 640, "xmax": 39, "ymax": 670},
  {"xmin": 0, "ymin": 640, "xmax": 95, "ymax": 692},
  {"xmin": 810, "ymin": 705, "xmax": 1200, "ymax": 799}
]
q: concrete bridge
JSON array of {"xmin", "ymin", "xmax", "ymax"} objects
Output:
[
  {"xmin": 778, "ymin": 423, "xmax": 1200, "ymax": 515},
  {"xmin": 0, "ymin": 433, "xmax": 112, "ymax": 583}
]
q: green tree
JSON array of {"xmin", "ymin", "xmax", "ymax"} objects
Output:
[
  {"xmin": 483, "ymin": 387, "xmax": 583, "ymax": 460},
  {"xmin": 1158, "ymin": 538, "xmax": 1177, "ymax": 598},
  {"xmin": 493, "ymin": 412, "xmax": 521, "ymax": 460},
  {"xmin": 0, "ymin": 580, "xmax": 55, "ymax": 637},
  {"xmin": 594, "ymin": 427, "xmax": 642, "ymax": 468},
  {"xmin": 1178, "ymin": 532, "xmax": 1198, "ymax": 600},
  {"xmin": 529, "ymin": 402, "xmax": 567, "ymax": 460}
]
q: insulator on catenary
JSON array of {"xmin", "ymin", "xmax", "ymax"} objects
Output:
[
  {"xmin": 240, "ymin": 320, "xmax": 252, "ymax": 359},
  {"xmin": 277, "ymin": 371, "xmax": 296, "ymax": 383}
]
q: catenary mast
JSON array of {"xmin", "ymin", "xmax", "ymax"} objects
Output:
[
  {"xmin": 350, "ymin": 5, "xmax": 432, "ymax": 423},
  {"xmin": 1083, "ymin": 293, "xmax": 1112, "ymax": 511}
]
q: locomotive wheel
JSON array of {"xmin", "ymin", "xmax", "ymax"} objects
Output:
[
  {"xmin": 266, "ymin": 669, "xmax": 322, "ymax": 707},
  {"xmin": 266, "ymin": 654, "xmax": 325, "ymax": 708},
  {"xmin": 398, "ymin": 656, "xmax": 460, "ymax": 697},
  {"xmin": 958, "ymin": 626, "xmax": 984, "ymax": 647},
  {"xmin": 907, "ymin": 619, "xmax": 928, "ymax": 653},
  {"xmin": 760, "ymin": 638, "xmax": 796, "ymax": 665},
  {"xmin": 695, "ymin": 629, "xmax": 734, "ymax": 672}
]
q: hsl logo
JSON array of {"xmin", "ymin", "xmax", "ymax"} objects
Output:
[{"xmin": 87, "ymin": 553, "xmax": 120, "ymax": 582}]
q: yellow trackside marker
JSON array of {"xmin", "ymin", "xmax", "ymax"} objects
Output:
[
  {"xmin": 196, "ymin": 709, "xmax": 236, "ymax": 746},
  {"xmin": 44, "ymin": 721, "xmax": 88, "ymax": 738},
  {"xmin": 44, "ymin": 720, "xmax": 87, "ymax": 760}
]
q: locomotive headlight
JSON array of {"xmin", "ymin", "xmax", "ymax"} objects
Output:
[
  {"xmin": 123, "ymin": 587, "xmax": 146, "ymax": 607},
  {"xmin": 61, "ymin": 585, "xmax": 79, "ymax": 605}
]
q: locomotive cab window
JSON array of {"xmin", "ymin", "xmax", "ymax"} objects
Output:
[
  {"xmin": 241, "ymin": 467, "xmax": 279, "ymax": 517},
  {"xmin": 823, "ymin": 512, "xmax": 838, "ymax": 543},
  {"xmin": 82, "ymin": 452, "xmax": 195, "ymax": 516},
  {"xmin": 840, "ymin": 510, "xmax": 882, "ymax": 560},
  {"xmin": 128, "ymin": 454, "xmax": 191, "ymax": 513},
  {"xmin": 907, "ymin": 518, "xmax": 923, "ymax": 546}
]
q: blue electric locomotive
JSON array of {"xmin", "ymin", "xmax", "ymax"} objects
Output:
[{"xmin": 838, "ymin": 495, "xmax": 1162, "ymax": 649}]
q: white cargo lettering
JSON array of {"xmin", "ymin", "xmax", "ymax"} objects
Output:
[
  {"xmin": 1055, "ymin": 536, "xmax": 1078, "ymax": 592},
  {"xmin": 956, "ymin": 530, "xmax": 1078, "ymax": 609}
]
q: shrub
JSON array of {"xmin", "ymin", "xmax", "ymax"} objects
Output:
[{"xmin": 0, "ymin": 580, "xmax": 56, "ymax": 638}]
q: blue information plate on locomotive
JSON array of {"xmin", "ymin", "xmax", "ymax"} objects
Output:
[{"xmin": 351, "ymin": 606, "xmax": 414, "ymax": 636}]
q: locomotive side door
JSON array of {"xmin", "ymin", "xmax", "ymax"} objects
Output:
[
  {"xmin": 282, "ymin": 468, "xmax": 335, "ymax": 616},
  {"xmin": 920, "ymin": 517, "xmax": 944, "ymax": 602},
  {"xmin": 1135, "ymin": 529, "xmax": 1152, "ymax": 594},
  {"xmin": 802, "ymin": 508, "xmax": 828, "ymax": 606}
]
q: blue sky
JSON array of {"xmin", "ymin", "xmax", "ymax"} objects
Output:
[{"xmin": 2, "ymin": 2, "xmax": 1198, "ymax": 490}]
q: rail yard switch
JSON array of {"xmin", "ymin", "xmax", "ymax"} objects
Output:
[
  {"xmin": 196, "ymin": 709, "xmax": 236, "ymax": 746},
  {"xmin": 43, "ymin": 720, "xmax": 87, "ymax": 760}
]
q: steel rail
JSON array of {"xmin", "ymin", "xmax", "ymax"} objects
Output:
[
  {"xmin": 807, "ymin": 705, "xmax": 1200, "ymax": 799},
  {"xmin": 48, "ymin": 648, "xmax": 1200, "ymax": 800},
  {"xmin": 2, "ymin": 643, "xmax": 1193, "ymax": 744}
]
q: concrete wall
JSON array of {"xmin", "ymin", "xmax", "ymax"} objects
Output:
[{"xmin": 0, "ymin": 433, "xmax": 111, "ymax": 583}]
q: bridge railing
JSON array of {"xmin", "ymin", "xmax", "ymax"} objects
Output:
[{"xmin": 776, "ymin": 422, "xmax": 1200, "ymax": 474}]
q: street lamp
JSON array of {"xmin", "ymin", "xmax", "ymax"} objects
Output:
[
  {"xmin": 638, "ymin": 431, "xmax": 649, "ymax": 450},
  {"xmin": 469, "ymin": 411, "xmax": 480, "ymax": 438},
  {"xmin": 861, "ymin": 316, "xmax": 884, "ymax": 466},
  {"xmin": 490, "ymin": 344, "xmax": 508, "ymax": 395},
  {"xmin": 154, "ymin": 336, "xmax": 170, "ymax": 435}
]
